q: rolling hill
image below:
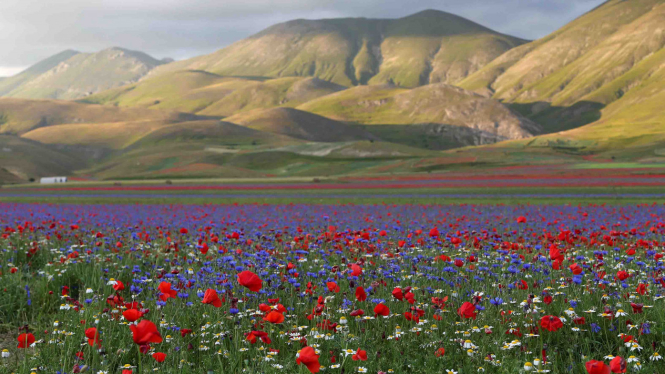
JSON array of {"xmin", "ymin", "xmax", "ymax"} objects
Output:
[
  {"xmin": 297, "ymin": 83, "xmax": 540, "ymax": 148},
  {"xmin": 0, "ymin": 48, "xmax": 167, "ymax": 100},
  {"xmin": 148, "ymin": 10, "xmax": 527, "ymax": 87},
  {"xmin": 0, "ymin": 98, "xmax": 201, "ymax": 134},
  {"xmin": 82, "ymin": 73, "xmax": 346, "ymax": 116}
]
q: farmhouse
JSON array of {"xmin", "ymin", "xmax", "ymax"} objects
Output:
[{"xmin": 40, "ymin": 176, "xmax": 68, "ymax": 184}]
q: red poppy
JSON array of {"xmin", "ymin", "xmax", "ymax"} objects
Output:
[
  {"xmin": 180, "ymin": 328, "xmax": 192, "ymax": 337},
  {"xmin": 573, "ymin": 317, "xmax": 586, "ymax": 325},
  {"xmin": 355, "ymin": 287, "xmax": 367, "ymax": 302},
  {"xmin": 237, "ymin": 270, "xmax": 262, "ymax": 292},
  {"xmin": 540, "ymin": 315, "xmax": 563, "ymax": 332},
  {"xmin": 113, "ymin": 280, "xmax": 125, "ymax": 291},
  {"xmin": 405, "ymin": 292, "xmax": 415, "ymax": 304},
  {"xmin": 350, "ymin": 309, "xmax": 364, "ymax": 317},
  {"xmin": 392, "ymin": 287, "xmax": 403, "ymax": 301},
  {"xmin": 246, "ymin": 330, "xmax": 271, "ymax": 344},
  {"xmin": 152, "ymin": 352, "xmax": 166, "ymax": 363},
  {"xmin": 636, "ymin": 283, "xmax": 647, "ymax": 295},
  {"xmin": 296, "ymin": 346, "xmax": 321, "ymax": 373},
  {"xmin": 569, "ymin": 263, "xmax": 583, "ymax": 275},
  {"xmin": 85, "ymin": 327, "xmax": 101, "ymax": 347},
  {"xmin": 264, "ymin": 311, "xmax": 285, "ymax": 324},
  {"xmin": 129, "ymin": 320, "xmax": 162, "ymax": 347},
  {"xmin": 158, "ymin": 282, "xmax": 178, "ymax": 302},
  {"xmin": 123, "ymin": 309, "xmax": 143, "ymax": 322},
  {"xmin": 17, "ymin": 333, "xmax": 35, "ymax": 348},
  {"xmin": 585, "ymin": 360, "xmax": 610, "ymax": 374},
  {"xmin": 326, "ymin": 282, "xmax": 340, "ymax": 293},
  {"xmin": 374, "ymin": 303, "xmax": 390, "ymax": 317},
  {"xmin": 457, "ymin": 302, "xmax": 477, "ymax": 320},
  {"xmin": 429, "ymin": 228, "xmax": 439, "ymax": 238},
  {"xmin": 350, "ymin": 264, "xmax": 362, "ymax": 277},
  {"xmin": 617, "ymin": 271, "xmax": 629, "ymax": 281},
  {"xmin": 543, "ymin": 295, "xmax": 553, "ymax": 305},
  {"xmin": 202, "ymin": 289, "xmax": 222, "ymax": 308},
  {"xmin": 630, "ymin": 303, "xmax": 643, "ymax": 314},
  {"xmin": 516, "ymin": 216, "xmax": 527, "ymax": 223},
  {"xmin": 352, "ymin": 348, "xmax": 367, "ymax": 361},
  {"xmin": 435, "ymin": 347, "xmax": 445, "ymax": 357},
  {"xmin": 609, "ymin": 356, "xmax": 626, "ymax": 373}
]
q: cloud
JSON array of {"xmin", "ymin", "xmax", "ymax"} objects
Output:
[{"xmin": 0, "ymin": 0, "xmax": 606, "ymax": 74}]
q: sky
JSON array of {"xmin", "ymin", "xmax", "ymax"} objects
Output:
[{"xmin": 0, "ymin": 0, "xmax": 606, "ymax": 77}]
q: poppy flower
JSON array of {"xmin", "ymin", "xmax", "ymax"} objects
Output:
[
  {"xmin": 296, "ymin": 346, "xmax": 320, "ymax": 373},
  {"xmin": 435, "ymin": 347, "xmax": 445, "ymax": 357},
  {"xmin": 457, "ymin": 302, "xmax": 477, "ymax": 320},
  {"xmin": 355, "ymin": 287, "xmax": 367, "ymax": 302},
  {"xmin": 405, "ymin": 292, "xmax": 416, "ymax": 304},
  {"xmin": 585, "ymin": 360, "xmax": 610, "ymax": 374},
  {"xmin": 540, "ymin": 315, "xmax": 563, "ymax": 332},
  {"xmin": 180, "ymin": 329, "xmax": 192, "ymax": 337},
  {"xmin": 350, "ymin": 309, "xmax": 364, "ymax": 317},
  {"xmin": 374, "ymin": 303, "xmax": 390, "ymax": 317},
  {"xmin": 352, "ymin": 348, "xmax": 367, "ymax": 361},
  {"xmin": 202, "ymin": 289, "xmax": 222, "ymax": 308},
  {"xmin": 85, "ymin": 327, "xmax": 101, "ymax": 347},
  {"xmin": 237, "ymin": 270, "xmax": 262, "ymax": 292},
  {"xmin": 158, "ymin": 282, "xmax": 178, "ymax": 302},
  {"xmin": 152, "ymin": 352, "xmax": 166, "ymax": 363},
  {"xmin": 246, "ymin": 330, "xmax": 271, "ymax": 344},
  {"xmin": 17, "ymin": 333, "xmax": 35, "ymax": 348},
  {"xmin": 543, "ymin": 295, "xmax": 553, "ymax": 305},
  {"xmin": 326, "ymin": 282, "xmax": 340, "ymax": 293},
  {"xmin": 609, "ymin": 356, "xmax": 626, "ymax": 373},
  {"xmin": 616, "ymin": 271, "xmax": 629, "ymax": 281},
  {"xmin": 350, "ymin": 264, "xmax": 362, "ymax": 277},
  {"xmin": 630, "ymin": 303, "xmax": 643, "ymax": 314},
  {"xmin": 264, "ymin": 311, "xmax": 285, "ymax": 324},
  {"xmin": 516, "ymin": 216, "xmax": 527, "ymax": 223},
  {"xmin": 569, "ymin": 263, "xmax": 583, "ymax": 275},
  {"xmin": 636, "ymin": 283, "xmax": 647, "ymax": 295},
  {"xmin": 123, "ymin": 309, "xmax": 143, "ymax": 322},
  {"xmin": 392, "ymin": 287, "xmax": 403, "ymax": 301},
  {"xmin": 129, "ymin": 320, "xmax": 162, "ymax": 347},
  {"xmin": 113, "ymin": 280, "xmax": 125, "ymax": 291}
]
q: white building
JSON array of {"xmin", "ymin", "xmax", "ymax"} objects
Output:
[{"xmin": 40, "ymin": 176, "xmax": 68, "ymax": 184}]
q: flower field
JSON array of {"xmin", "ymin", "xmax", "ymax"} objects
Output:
[{"xmin": 1, "ymin": 202, "xmax": 665, "ymax": 373}]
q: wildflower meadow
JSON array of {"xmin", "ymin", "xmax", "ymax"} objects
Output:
[{"xmin": 1, "ymin": 203, "xmax": 665, "ymax": 374}]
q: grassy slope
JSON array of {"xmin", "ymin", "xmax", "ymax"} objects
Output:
[
  {"xmin": 224, "ymin": 107, "xmax": 373, "ymax": 142},
  {"xmin": 0, "ymin": 50, "xmax": 80, "ymax": 96},
  {"xmin": 0, "ymin": 135, "xmax": 86, "ymax": 182},
  {"xmin": 4, "ymin": 48, "xmax": 165, "ymax": 100},
  {"xmin": 0, "ymin": 98, "xmax": 200, "ymax": 135},
  {"xmin": 460, "ymin": 0, "xmax": 665, "ymax": 133},
  {"xmin": 83, "ymin": 74, "xmax": 346, "ymax": 117},
  {"xmin": 297, "ymin": 83, "xmax": 539, "ymax": 148},
  {"xmin": 149, "ymin": 10, "xmax": 526, "ymax": 87}
]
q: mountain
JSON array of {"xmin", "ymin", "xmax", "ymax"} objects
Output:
[
  {"xmin": 460, "ymin": 0, "xmax": 665, "ymax": 133},
  {"xmin": 297, "ymin": 83, "xmax": 540, "ymax": 148},
  {"xmin": 1, "ymin": 48, "xmax": 166, "ymax": 100},
  {"xmin": 0, "ymin": 50, "xmax": 80, "ymax": 96},
  {"xmin": 149, "ymin": 10, "xmax": 527, "ymax": 87}
]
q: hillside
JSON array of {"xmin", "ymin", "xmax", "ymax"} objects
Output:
[
  {"xmin": 0, "ymin": 135, "xmax": 86, "ymax": 182},
  {"xmin": 83, "ymin": 73, "xmax": 346, "ymax": 116},
  {"xmin": 224, "ymin": 107, "xmax": 374, "ymax": 142},
  {"xmin": 149, "ymin": 10, "xmax": 526, "ymax": 87},
  {"xmin": 460, "ymin": 0, "xmax": 665, "ymax": 133},
  {"xmin": 1, "ymin": 48, "xmax": 166, "ymax": 100},
  {"xmin": 298, "ymin": 83, "xmax": 540, "ymax": 148},
  {"xmin": 0, "ymin": 98, "xmax": 201, "ymax": 134},
  {"xmin": 0, "ymin": 50, "xmax": 80, "ymax": 96}
]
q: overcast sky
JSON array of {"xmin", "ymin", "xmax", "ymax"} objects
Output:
[{"xmin": 0, "ymin": 0, "xmax": 606, "ymax": 77}]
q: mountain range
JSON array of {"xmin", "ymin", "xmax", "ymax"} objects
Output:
[{"xmin": 0, "ymin": 1, "xmax": 664, "ymax": 183}]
